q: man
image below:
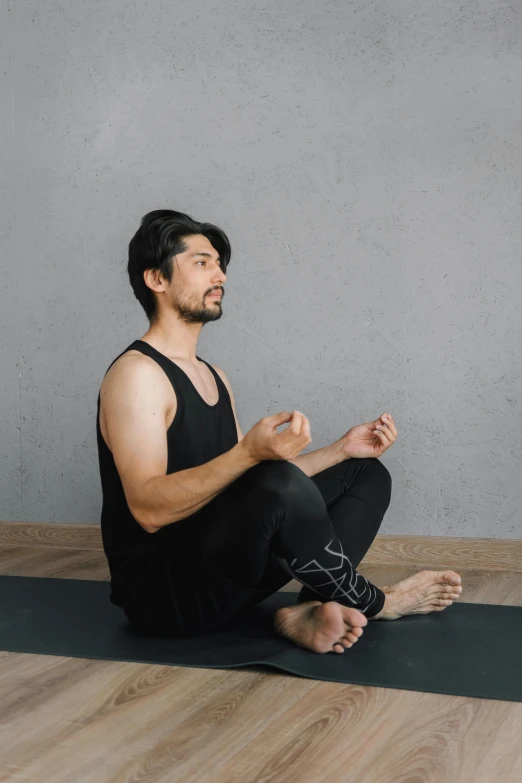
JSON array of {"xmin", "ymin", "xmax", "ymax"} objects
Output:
[{"xmin": 96, "ymin": 209, "xmax": 462, "ymax": 654}]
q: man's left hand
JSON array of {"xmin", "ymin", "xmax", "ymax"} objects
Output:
[{"xmin": 339, "ymin": 413, "xmax": 398, "ymax": 459}]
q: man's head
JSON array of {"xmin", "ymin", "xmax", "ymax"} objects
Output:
[{"xmin": 128, "ymin": 210, "xmax": 231, "ymax": 326}]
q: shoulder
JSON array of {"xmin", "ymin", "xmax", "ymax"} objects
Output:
[{"xmin": 100, "ymin": 350, "xmax": 175, "ymax": 403}]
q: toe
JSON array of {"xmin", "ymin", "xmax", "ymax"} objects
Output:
[
  {"xmin": 344, "ymin": 626, "xmax": 363, "ymax": 642},
  {"xmin": 446, "ymin": 585, "xmax": 461, "ymax": 598},
  {"xmin": 341, "ymin": 606, "xmax": 368, "ymax": 628}
]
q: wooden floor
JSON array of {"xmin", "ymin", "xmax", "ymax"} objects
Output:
[{"xmin": 1, "ymin": 521, "xmax": 521, "ymax": 783}]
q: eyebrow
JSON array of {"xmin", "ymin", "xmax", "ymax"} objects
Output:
[{"xmin": 191, "ymin": 252, "xmax": 221, "ymax": 261}]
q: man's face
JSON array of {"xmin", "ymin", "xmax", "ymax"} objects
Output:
[{"xmin": 169, "ymin": 234, "xmax": 226, "ymax": 324}]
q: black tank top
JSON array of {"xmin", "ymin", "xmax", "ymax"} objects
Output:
[{"xmin": 96, "ymin": 339, "xmax": 239, "ymax": 606}]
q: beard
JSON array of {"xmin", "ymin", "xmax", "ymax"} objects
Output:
[{"xmin": 174, "ymin": 293, "xmax": 223, "ymax": 324}]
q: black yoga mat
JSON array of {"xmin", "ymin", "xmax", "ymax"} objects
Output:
[{"xmin": 1, "ymin": 575, "xmax": 520, "ymax": 703}]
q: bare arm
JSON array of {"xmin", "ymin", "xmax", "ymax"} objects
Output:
[
  {"xmin": 143, "ymin": 442, "xmax": 258, "ymax": 531},
  {"xmin": 101, "ymin": 355, "xmax": 258, "ymax": 534}
]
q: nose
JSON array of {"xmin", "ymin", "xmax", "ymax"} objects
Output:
[{"xmin": 213, "ymin": 272, "xmax": 226, "ymax": 289}]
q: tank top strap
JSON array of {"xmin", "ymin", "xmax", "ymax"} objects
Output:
[
  {"xmin": 196, "ymin": 356, "xmax": 223, "ymax": 387},
  {"xmin": 124, "ymin": 339, "xmax": 186, "ymax": 395}
]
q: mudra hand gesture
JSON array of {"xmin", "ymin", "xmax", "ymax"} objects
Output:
[{"xmin": 340, "ymin": 413, "xmax": 398, "ymax": 459}]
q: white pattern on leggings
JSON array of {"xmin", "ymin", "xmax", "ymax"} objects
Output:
[{"xmin": 290, "ymin": 537, "xmax": 377, "ymax": 613}]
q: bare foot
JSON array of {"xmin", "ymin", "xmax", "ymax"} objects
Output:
[
  {"xmin": 370, "ymin": 569, "xmax": 463, "ymax": 620},
  {"xmin": 273, "ymin": 600, "xmax": 368, "ymax": 654}
]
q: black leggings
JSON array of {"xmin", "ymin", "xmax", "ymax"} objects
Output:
[{"xmin": 124, "ymin": 457, "xmax": 392, "ymax": 637}]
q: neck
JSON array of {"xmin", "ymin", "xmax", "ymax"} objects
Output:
[{"xmin": 139, "ymin": 317, "xmax": 202, "ymax": 363}]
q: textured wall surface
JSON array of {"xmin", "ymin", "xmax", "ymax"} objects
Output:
[{"xmin": 1, "ymin": 0, "xmax": 521, "ymax": 537}]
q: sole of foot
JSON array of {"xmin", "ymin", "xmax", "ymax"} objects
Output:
[{"xmin": 273, "ymin": 600, "xmax": 368, "ymax": 655}]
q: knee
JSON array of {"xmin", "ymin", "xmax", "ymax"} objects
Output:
[
  {"xmin": 252, "ymin": 459, "xmax": 309, "ymax": 494},
  {"xmin": 368, "ymin": 457, "xmax": 392, "ymax": 486},
  {"xmin": 252, "ymin": 460, "xmax": 323, "ymax": 514},
  {"xmin": 363, "ymin": 457, "xmax": 392, "ymax": 507}
]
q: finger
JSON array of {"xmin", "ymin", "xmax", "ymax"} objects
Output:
[
  {"xmin": 373, "ymin": 428, "xmax": 390, "ymax": 444},
  {"xmin": 301, "ymin": 413, "xmax": 311, "ymax": 441},
  {"xmin": 378, "ymin": 421, "xmax": 396, "ymax": 442},
  {"xmin": 382, "ymin": 415, "xmax": 398, "ymax": 437},
  {"xmin": 289, "ymin": 410, "xmax": 301, "ymax": 434},
  {"xmin": 295, "ymin": 410, "xmax": 307, "ymax": 435},
  {"xmin": 290, "ymin": 411, "xmax": 310, "ymax": 443},
  {"xmin": 378, "ymin": 424, "xmax": 394, "ymax": 442}
]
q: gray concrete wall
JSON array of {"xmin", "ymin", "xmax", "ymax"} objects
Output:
[{"xmin": 1, "ymin": 0, "xmax": 521, "ymax": 537}]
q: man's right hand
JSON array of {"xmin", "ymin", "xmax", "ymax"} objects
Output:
[{"xmin": 242, "ymin": 410, "xmax": 312, "ymax": 463}]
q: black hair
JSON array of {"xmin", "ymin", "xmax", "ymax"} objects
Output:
[{"xmin": 127, "ymin": 209, "xmax": 231, "ymax": 324}]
